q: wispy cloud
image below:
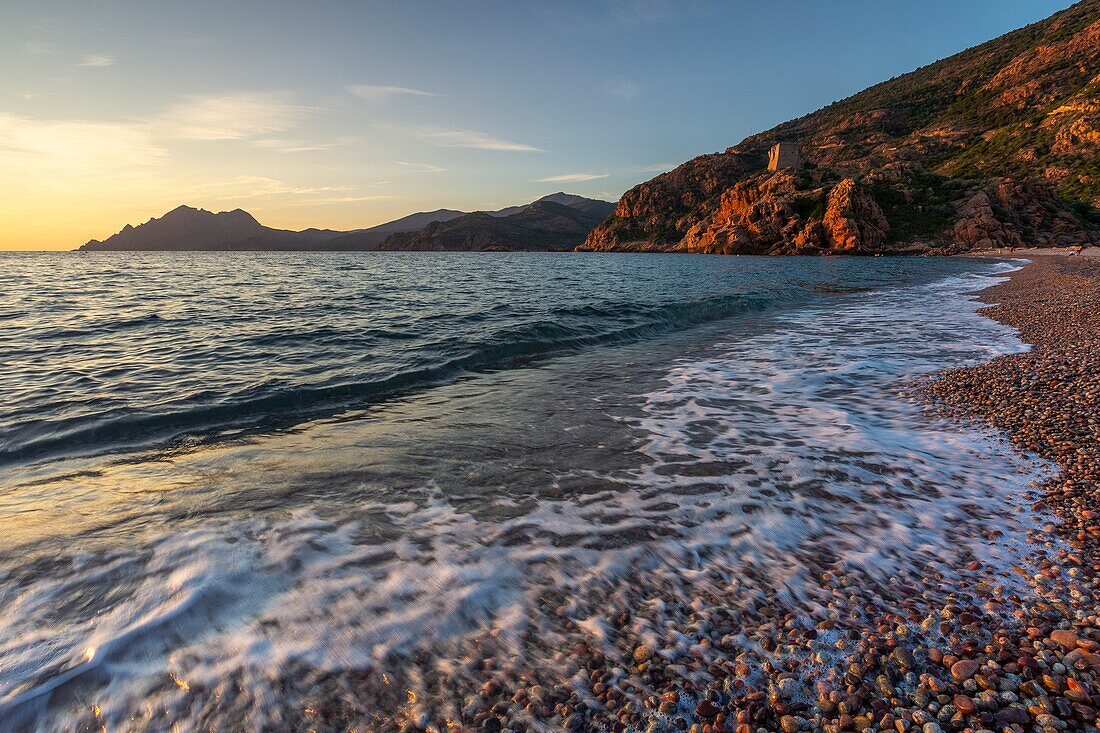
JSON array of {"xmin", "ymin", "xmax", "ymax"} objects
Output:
[
  {"xmin": 608, "ymin": 0, "xmax": 678, "ymax": 25},
  {"xmin": 77, "ymin": 54, "xmax": 115, "ymax": 67},
  {"xmin": 22, "ymin": 41, "xmax": 58, "ymax": 56},
  {"xmin": 188, "ymin": 177, "xmax": 393, "ymax": 207},
  {"xmin": 400, "ymin": 126, "xmax": 542, "ymax": 152},
  {"xmin": 535, "ymin": 172, "xmax": 608, "ymax": 183},
  {"xmin": 157, "ymin": 92, "xmax": 312, "ymax": 141},
  {"xmin": 164, "ymin": 35, "xmax": 211, "ymax": 49},
  {"xmin": 0, "ymin": 112, "xmax": 166, "ymax": 185},
  {"xmin": 287, "ymin": 195, "xmax": 394, "ymax": 206},
  {"xmin": 186, "ymin": 175, "xmax": 354, "ymax": 200},
  {"xmin": 346, "ymin": 85, "xmax": 438, "ymax": 102},
  {"xmin": 635, "ymin": 162, "xmax": 678, "ymax": 173},
  {"xmin": 0, "ymin": 91, "xmax": 329, "ymax": 203},
  {"xmin": 253, "ymin": 137, "xmax": 345, "ymax": 153},
  {"xmin": 396, "ymin": 161, "xmax": 447, "ymax": 173}
]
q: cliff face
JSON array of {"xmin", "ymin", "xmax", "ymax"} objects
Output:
[
  {"xmin": 582, "ymin": 154, "xmax": 750, "ymax": 251},
  {"xmin": 583, "ymin": 1, "xmax": 1100, "ymax": 254},
  {"xmin": 671, "ymin": 172, "xmax": 890, "ymax": 255}
]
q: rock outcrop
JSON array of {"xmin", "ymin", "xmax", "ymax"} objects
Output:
[
  {"xmin": 821, "ymin": 179, "xmax": 890, "ymax": 253},
  {"xmin": 953, "ymin": 179, "xmax": 1100, "ymax": 251},
  {"xmin": 662, "ymin": 173, "xmax": 889, "ymax": 255},
  {"xmin": 952, "ymin": 189, "xmax": 1019, "ymax": 251},
  {"xmin": 583, "ymin": 154, "xmax": 751, "ymax": 251},
  {"xmin": 581, "ymin": 0, "xmax": 1100, "ymax": 255},
  {"xmin": 678, "ymin": 171, "xmax": 804, "ymax": 255}
]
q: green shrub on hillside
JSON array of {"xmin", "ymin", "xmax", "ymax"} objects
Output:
[
  {"xmin": 870, "ymin": 173, "xmax": 964, "ymax": 242},
  {"xmin": 791, "ymin": 194, "xmax": 826, "ymax": 222}
]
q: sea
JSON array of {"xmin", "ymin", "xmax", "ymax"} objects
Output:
[{"xmin": 0, "ymin": 252, "xmax": 1047, "ymax": 730}]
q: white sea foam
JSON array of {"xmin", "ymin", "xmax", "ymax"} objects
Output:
[{"xmin": 0, "ymin": 262, "xmax": 1056, "ymax": 730}]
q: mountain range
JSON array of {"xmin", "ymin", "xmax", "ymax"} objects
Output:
[
  {"xmin": 377, "ymin": 195, "xmax": 615, "ymax": 251},
  {"xmin": 78, "ymin": 193, "xmax": 613, "ymax": 252},
  {"xmin": 582, "ymin": 0, "xmax": 1100, "ymax": 254},
  {"xmin": 78, "ymin": 206, "xmax": 343, "ymax": 252}
]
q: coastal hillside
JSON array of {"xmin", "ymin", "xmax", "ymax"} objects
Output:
[
  {"xmin": 322, "ymin": 194, "xmax": 609, "ymax": 250},
  {"xmin": 321, "ymin": 209, "xmax": 466, "ymax": 250},
  {"xmin": 378, "ymin": 195, "xmax": 615, "ymax": 251},
  {"xmin": 582, "ymin": 0, "xmax": 1100, "ymax": 254}
]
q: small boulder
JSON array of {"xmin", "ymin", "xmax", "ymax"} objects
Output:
[
  {"xmin": 779, "ymin": 715, "xmax": 802, "ymax": 732},
  {"xmin": 1050, "ymin": 629, "xmax": 1078, "ymax": 651},
  {"xmin": 950, "ymin": 659, "xmax": 981, "ymax": 681}
]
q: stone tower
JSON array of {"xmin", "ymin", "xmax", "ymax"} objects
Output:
[{"xmin": 767, "ymin": 142, "xmax": 801, "ymax": 172}]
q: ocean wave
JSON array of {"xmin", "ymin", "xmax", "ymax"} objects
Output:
[{"xmin": 0, "ymin": 292, "xmax": 782, "ymax": 467}]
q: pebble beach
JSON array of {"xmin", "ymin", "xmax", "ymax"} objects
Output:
[
  {"xmin": 238, "ymin": 255, "xmax": 1100, "ymax": 733},
  {"xmin": 370, "ymin": 254, "xmax": 1100, "ymax": 733},
  {"xmin": 919, "ymin": 253, "xmax": 1100, "ymax": 733},
  {"xmin": 440, "ymin": 256, "xmax": 1100, "ymax": 733},
  {"xmin": 392, "ymin": 254, "xmax": 1099, "ymax": 733}
]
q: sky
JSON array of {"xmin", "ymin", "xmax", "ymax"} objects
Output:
[{"xmin": 0, "ymin": 0, "xmax": 1073, "ymax": 250}]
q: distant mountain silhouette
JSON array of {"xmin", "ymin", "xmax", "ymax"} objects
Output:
[
  {"xmin": 488, "ymin": 192, "xmax": 603, "ymax": 218},
  {"xmin": 79, "ymin": 194, "xmax": 613, "ymax": 252},
  {"xmin": 379, "ymin": 195, "xmax": 616, "ymax": 252},
  {"xmin": 324, "ymin": 194, "xmax": 612, "ymax": 250},
  {"xmin": 79, "ymin": 205, "xmax": 346, "ymax": 251},
  {"xmin": 322, "ymin": 209, "xmax": 466, "ymax": 250}
]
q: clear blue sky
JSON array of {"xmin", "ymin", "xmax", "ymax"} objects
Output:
[{"xmin": 0, "ymin": 0, "xmax": 1073, "ymax": 248}]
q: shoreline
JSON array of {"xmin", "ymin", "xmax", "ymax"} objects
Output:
[
  {"xmin": 922, "ymin": 255, "xmax": 1100, "ymax": 732},
  {"xmin": 966, "ymin": 246, "xmax": 1100, "ymax": 259}
]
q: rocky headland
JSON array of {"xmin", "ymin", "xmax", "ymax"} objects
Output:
[{"xmin": 581, "ymin": 0, "xmax": 1100, "ymax": 255}]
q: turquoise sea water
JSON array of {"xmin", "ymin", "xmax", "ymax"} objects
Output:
[{"xmin": 0, "ymin": 253, "xmax": 1043, "ymax": 730}]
